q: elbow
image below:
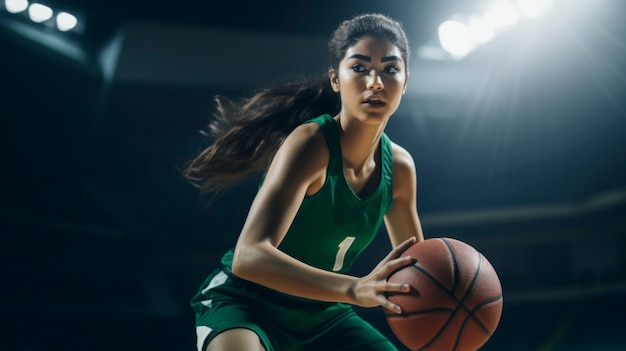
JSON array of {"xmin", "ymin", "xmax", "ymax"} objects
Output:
[{"xmin": 231, "ymin": 244, "xmax": 257, "ymax": 281}]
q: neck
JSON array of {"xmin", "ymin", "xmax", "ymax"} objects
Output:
[{"xmin": 334, "ymin": 114, "xmax": 386, "ymax": 173}]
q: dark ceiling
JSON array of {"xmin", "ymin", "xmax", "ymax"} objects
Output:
[
  {"xmin": 1, "ymin": 1, "xmax": 626, "ymax": 350},
  {"xmin": 58, "ymin": 0, "xmax": 455, "ymax": 37}
]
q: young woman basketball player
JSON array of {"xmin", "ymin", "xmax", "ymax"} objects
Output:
[{"xmin": 186, "ymin": 13, "xmax": 424, "ymax": 351}]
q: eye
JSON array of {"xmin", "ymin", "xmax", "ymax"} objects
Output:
[
  {"xmin": 384, "ymin": 66, "xmax": 400, "ymax": 74},
  {"xmin": 351, "ymin": 64, "xmax": 366, "ymax": 73}
]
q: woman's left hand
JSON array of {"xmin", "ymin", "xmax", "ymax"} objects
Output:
[{"xmin": 348, "ymin": 236, "xmax": 416, "ymax": 313}]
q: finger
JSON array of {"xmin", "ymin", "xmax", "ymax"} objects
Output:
[
  {"xmin": 377, "ymin": 294, "xmax": 403, "ymax": 314},
  {"xmin": 378, "ymin": 255, "xmax": 414, "ymax": 277},
  {"xmin": 386, "ymin": 236, "xmax": 417, "ymax": 260},
  {"xmin": 374, "ymin": 237, "xmax": 417, "ymax": 272},
  {"xmin": 383, "ymin": 236, "xmax": 417, "ymax": 262},
  {"xmin": 396, "ymin": 236, "xmax": 417, "ymax": 253},
  {"xmin": 383, "ymin": 282, "xmax": 411, "ymax": 293}
]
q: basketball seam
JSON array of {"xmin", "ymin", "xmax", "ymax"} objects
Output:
[
  {"xmin": 451, "ymin": 293, "xmax": 503, "ymax": 351},
  {"xmin": 452, "ymin": 252, "xmax": 484, "ymax": 351},
  {"xmin": 411, "ymin": 240, "xmax": 490, "ymax": 351},
  {"xmin": 390, "ymin": 263, "xmax": 454, "ymax": 350},
  {"xmin": 445, "ymin": 239, "xmax": 483, "ymax": 351},
  {"xmin": 442, "ymin": 238, "xmax": 460, "ymax": 294},
  {"xmin": 387, "ymin": 239, "xmax": 502, "ymax": 351},
  {"xmin": 469, "ymin": 293, "xmax": 503, "ymax": 336},
  {"xmin": 399, "ymin": 239, "xmax": 469, "ymax": 351},
  {"xmin": 385, "ymin": 307, "xmax": 454, "ymax": 318}
]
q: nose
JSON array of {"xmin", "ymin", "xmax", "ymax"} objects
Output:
[{"xmin": 367, "ymin": 71, "xmax": 384, "ymax": 91}]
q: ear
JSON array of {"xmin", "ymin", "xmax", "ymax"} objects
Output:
[
  {"xmin": 329, "ymin": 69, "xmax": 340, "ymax": 93},
  {"xmin": 402, "ymin": 72, "xmax": 409, "ymax": 95}
]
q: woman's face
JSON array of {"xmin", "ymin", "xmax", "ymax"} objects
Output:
[{"xmin": 330, "ymin": 36, "xmax": 408, "ymax": 125}]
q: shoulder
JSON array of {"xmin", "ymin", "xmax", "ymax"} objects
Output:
[
  {"xmin": 388, "ymin": 141, "xmax": 417, "ymax": 197},
  {"xmin": 389, "ymin": 141, "xmax": 416, "ymax": 174},
  {"xmin": 280, "ymin": 122, "xmax": 328, "ymax": 162},
  {"xmin": 263, "ymin": 121, "xmax": 329, "ymax": 193}
]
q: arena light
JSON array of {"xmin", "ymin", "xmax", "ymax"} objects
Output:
[
  {"xmin": 55, "ymin": 11, "xmax": 76, "ymax": 31},
  {"xmin": 423, "ymin": 0, "xmax": 556, "ymax": 61},
  {"xmin": 438, "ymin": 20, "xmax": 475, "ymax": 59},
  {"xmin": 27, "ymin": 2, "xmax": 52, "ymax": 23},
  {"xmin": 5, "ymin": 0, "xmax": 29, "ymax": 13},
  {"xmin": 467, "ymin": 15, "xmax": 495, "ymax": 45},
  {"xmin": 515, "ymin": 0, "xmax": 553, "ymax": 19},
  {"xmin": 483, "ymin": 1, "xmax": 519, "ymax": 31}
]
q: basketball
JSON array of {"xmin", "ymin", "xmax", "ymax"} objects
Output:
[{"xmin": 385, "ymin": 237, "xmax": 503, "ymax": 351}]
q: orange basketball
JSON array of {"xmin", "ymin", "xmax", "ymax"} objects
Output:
[{"xmin": 385, "ymin": 237, "xmax": 503, "ymax": 351}]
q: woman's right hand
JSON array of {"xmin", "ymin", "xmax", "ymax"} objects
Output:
[{"xmin": 348, "ymin": 236, "xmax": 416, "ymax": 313}]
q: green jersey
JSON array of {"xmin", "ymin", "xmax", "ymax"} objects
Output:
[
  {"xmin": 221, "ymin": 114, "xmax": 394, "ymax": 273},
  {"xmin": 193, "ymin": 114, "xmax": 399, "ymax": 351}
]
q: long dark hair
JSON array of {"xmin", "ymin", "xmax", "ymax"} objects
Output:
[{"xmin": 184, "ymin": 13, "xmax": 410, "ymax": 194}]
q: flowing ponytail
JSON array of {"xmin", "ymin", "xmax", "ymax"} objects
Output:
[
  {"xmin": 184, "ymin": 13, "xmax": 410, "ymax": 195},
  {"xmin": 184, "ymin": 75, "xmax": 340, "ymax": 194}
]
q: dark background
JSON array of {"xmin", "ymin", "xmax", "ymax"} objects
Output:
[{"xmin": 1, "ymin": 0, "xmax": 625, "ymax": 350}]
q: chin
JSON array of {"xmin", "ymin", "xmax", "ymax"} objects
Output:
[{"xmin": 360, "ymin": 111, "xmax": 393, "ymax": 125}]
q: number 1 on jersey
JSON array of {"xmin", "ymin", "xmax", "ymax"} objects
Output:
[{"xmin": 333, "ymin": 236, "xmax": 356, "ymax": 271}]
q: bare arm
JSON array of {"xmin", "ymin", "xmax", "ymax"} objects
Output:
[
  {"xmin": 384, "ymin": 143, "xmax": 424, "ymax": 248},
  {"xmin": 231, "ymin": 124, "xmax": 414, "ymax": 312}
]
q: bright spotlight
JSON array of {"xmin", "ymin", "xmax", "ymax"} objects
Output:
[
  {"xmin": 56, "ymin": 11, "xmax": 77, "ymax": 31},
  {"xmin": 515, "ymin": 0, "xmax": 553, "ymax": 18},
  {"xmin": 4, "ymin": 0, "xmax": 29, "ymax": 13},
  {"xmin": 468, "ymin": 15, "xmax": 495, "ymax": 45},
  {"xmin": 483, "ymin": 1, "xmax": 519, "ymax": 30},
  {"xmin": 28, "ymin": 2, "xmax": 52, "ymax": 23},
  {"xmin": 438, "ymin": 20, "xmax": 475, "ymax": 59}
]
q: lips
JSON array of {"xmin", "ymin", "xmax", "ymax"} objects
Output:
[{"xmin": 363, "ymin": 94, "xmax": 386, "ymax": 106}]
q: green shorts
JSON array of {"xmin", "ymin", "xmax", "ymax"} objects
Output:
[{"xmin": 191, "ymin": 268, "xmax": 398, "ymax": 351}]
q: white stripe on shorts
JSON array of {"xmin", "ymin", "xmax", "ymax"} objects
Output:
[
  {"xmin": 196, "ymin": 325, "xmax": 213, "ymax": 351},
  {"xmin": 200, "ymin": 270, "xmax": 229, "ymax": 307}
]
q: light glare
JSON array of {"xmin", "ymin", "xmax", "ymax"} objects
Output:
[
  {"xmin": 28, "ymin": 2, "xmax": 53, "ymax": 23},
  {"xmin": 483, "ymin": 1, "xmax": 519, "ymax": 30},
  {"xmin": 515, "ymin": 0, "xmax": 553, "ymax": 18},
  {"xmin": 5, "ymin": 0, "xmax": 29, "ymax": 13},
  {"xmin": 438, "ymin": 20, "xmax": 474, "ymax": 59},
  {"xmin": 56, "ymin": 11, "xmax": 77, "ymax": 31},
  {"xmin": 468, "ymin": 15, "xmax": 495, "ymax": 45}
]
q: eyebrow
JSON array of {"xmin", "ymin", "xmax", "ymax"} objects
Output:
[{"xmin": 347, "ymin": 54, "xmax": 402, "ymax": 63}]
